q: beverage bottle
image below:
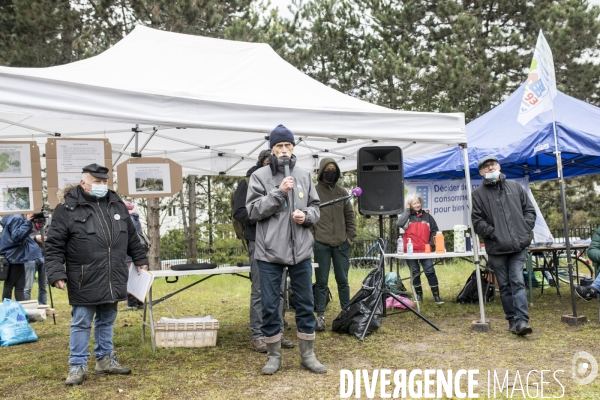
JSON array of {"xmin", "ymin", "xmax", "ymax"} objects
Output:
[
  {"xmin": 397, "ymin": 234, "xmax": 403, "ymax": 255},
  {"xmin": 435, "ymin": 231, "xmax": 445, "ymax": 254},
  {"xmin": 407, "ymin": 238, "xmax": 413, "ymax": 255},
  {"xmin": 465, "ymin": 233, "xmax": 472, "ymax": 252}
]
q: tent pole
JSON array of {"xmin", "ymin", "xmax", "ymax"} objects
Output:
[
  {"xmin": 552, "ymin": 109, "xmax": 582, "ymax": 323},
  {"xmin": 462, "ymin": 145, "xmax": 489, "ymax": 331}
]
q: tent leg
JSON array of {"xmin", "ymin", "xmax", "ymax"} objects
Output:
[{"xmin": 462, "ymin": 145, "xmax": 490, "ymax": 331}]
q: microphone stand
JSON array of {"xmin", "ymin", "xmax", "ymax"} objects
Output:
[{"xmin": 319, "ymin": 194, "xmax": 354, "ymax": 208}]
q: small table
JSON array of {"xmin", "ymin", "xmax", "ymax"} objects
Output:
[
  {"xmin": 385, "ymin": 252, "xmax": 476, "ymax": 311},
  {"xmin": 526, "ymin": 244, "xmax": 591, "ymax": 304},
  {"xmin": 142, "ymin": 267, "xmax": 251, "ymax": 352}
]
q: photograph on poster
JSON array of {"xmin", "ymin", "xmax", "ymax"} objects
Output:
[
  {"xmin": 0, "ymin": 144, "xmax": 32, "ymax": 177},
  {"xmin": 0, "ymin": 178, "xmax": 33, "ymax": 212},
  {"xmin": 56, "ymin": 140, "xmax": 105, "ymax": 173},
  {"xmin": 127, "ymin": 163, "xmax": 171, "ymax": 195}
]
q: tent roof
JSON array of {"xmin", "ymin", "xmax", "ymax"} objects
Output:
[
  {"xmin": 0, "ymin": 26, "xmax": 466, "ymax": 176},
  {"xmin": 404, "ymin": 84, "xmax": 600, "ymax": 182}
]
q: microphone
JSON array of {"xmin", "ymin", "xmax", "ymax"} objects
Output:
[
  {"xmin": 281, "ymin": 156, "xmax": 291, "ymax": 177},
  {"xmin": 319, "ymin": 187, "xmax": 362, "ymax": 208}
]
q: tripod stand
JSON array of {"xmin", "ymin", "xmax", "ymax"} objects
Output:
[{"xmin": 359, "ymin": 236, "xmax": 441, "ymax": 341}]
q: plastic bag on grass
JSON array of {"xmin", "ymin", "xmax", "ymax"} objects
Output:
[{"xmin": 0, "ymin": 298, "xmax": 38, "ymax": 346}]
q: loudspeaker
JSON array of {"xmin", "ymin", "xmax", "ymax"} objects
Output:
[{"xmin": 357, "ymin": 146, "xmax": 404, "ymax": 215}]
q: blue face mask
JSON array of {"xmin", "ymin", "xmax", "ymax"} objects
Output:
[
  {"xmin": 89, "ymin": 184, "xmax": 108, "ymax": 198},
  {"xmin": 485, "ymin": 170, "xmax": 500, "ymax": 181}
]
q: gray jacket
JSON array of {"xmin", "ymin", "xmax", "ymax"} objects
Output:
[{"xmin": 246, "ymin": 155, "xmax": 320, "ymax": 265}]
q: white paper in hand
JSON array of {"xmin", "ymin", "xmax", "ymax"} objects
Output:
[{"xmin": 127, "ymin": 264, "xmax": 153, "ymax": 302}]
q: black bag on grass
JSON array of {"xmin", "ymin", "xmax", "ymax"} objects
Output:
[
  {"xmin": 456, "ymin": 270, "xmax": 494, "ymax": 304},
  {"xmin": 331, "ymin": 267, "xmax": 384, "ymax": 339}
]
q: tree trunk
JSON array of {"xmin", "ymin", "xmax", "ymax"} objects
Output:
[
  {"xmin": 147, "ymin": 197, "xmax": 161, "ymax": 271},
  {"xmin": 188, "ymin": 175, "xmax": 198, "ymax": 261},
  {"xmin": 179, "ymin": 187, "xmax": 190, "ymax": 258}
]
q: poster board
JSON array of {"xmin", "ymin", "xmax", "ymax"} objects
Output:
[
  {"xmin": 0, "ymin": 141, "xmax": 43, "ymax": 215},
  {"xmin": 116, "ymin": 157, "xmax": 182, "ymax": 198},
  {"xmin": 404, "ymin": 178, "xmax": 553, "ymax": 242},
  {"xmin": 45, "ymin": 139, "xmax": 113, "ymax": 209}
]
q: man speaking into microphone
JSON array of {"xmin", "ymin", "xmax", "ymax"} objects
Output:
[
  {"xmin": 312, "ymin": 158, "xmax": 356, "ymax": 332},
  {"xmin": 246, "ymin": 124, "xmax": 326, "ymax": 375}
]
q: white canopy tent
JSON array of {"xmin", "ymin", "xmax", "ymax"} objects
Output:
[
  {"xmin": 0, "ymin": 25, "xmax": 466, "ymax": 176},
  {"xmin": 0, "ymin": 26, "xmax": 491, "ymax": 328}
]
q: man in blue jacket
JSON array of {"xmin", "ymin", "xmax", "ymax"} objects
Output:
[
  {"xmin": 472, "ymin": 156, "xmax": 536, "ymax": 336},
  {"xmin": 0, "ymin": 213, "xmax": 43, "ymax": 301}
]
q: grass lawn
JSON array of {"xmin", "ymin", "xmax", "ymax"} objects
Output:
[{"xmin": 1, "ymin": 261, "xmax": 600, "ymax": 399}]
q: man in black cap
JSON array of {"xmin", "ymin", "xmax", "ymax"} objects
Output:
[
  {"xmin": 46, "ymin": 163, "xmax": 149, "ymax": 386},
  {"xmin": 471, "ymin": 155, "xmax": 536, "ymax": 336},
  {"xmin": 232, "ymin": 149, "xmax": 294, "ymax": 352}
]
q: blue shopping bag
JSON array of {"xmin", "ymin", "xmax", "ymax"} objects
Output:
[{"xmin": 0, "ymin": 298, "xmax": 38, "ymax": 346}]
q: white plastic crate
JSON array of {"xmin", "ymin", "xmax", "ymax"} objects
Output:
[{"xmin": 154, "ymin": 321, "xmax": 219, "ymax": 348}]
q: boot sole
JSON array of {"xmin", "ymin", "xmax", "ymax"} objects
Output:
[
  {"xmin": 516, "ymin": 327, "xmax": 533, "ymax": 336},
  {"xmin": 301, "ymin": 364, "xmax": 327, "ymax": 374}
]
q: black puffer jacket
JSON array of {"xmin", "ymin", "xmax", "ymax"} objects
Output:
[
  {"xmin": 471, "ymin": 174, "xmax": 536, "ymax": 255},
  {"xmin": 45, "ymin": 185, "xmax": 149, "ymax": 306}
]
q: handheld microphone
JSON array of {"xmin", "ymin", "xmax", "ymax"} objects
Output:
[
  {"xmin": 281, "ymin": 156, "xmax": 291, "ymax": 177},
  {"xmin": 319, "ymin": 187, "xmax": 362, "ymax": 208}
]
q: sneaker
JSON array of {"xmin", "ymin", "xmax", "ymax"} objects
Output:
[
  {"xmin": 252, "ymin": 338, "xmax": 267, "ymax": 353},
  {"xmin": 574, "ymin": 285, "xmax": 597, "ymax": 302},
  {"xmin": 94, "ymin": 351, "xmax": 131, "ymax": 375},
  {"xmin": 281, "ymin": 335, "xmax": 295, "ymax": 349},
  {"xmin": 65, "ymin": 365, "xmax": 88, "ymax": 386},
  {"xmin": 315, "ymin": 316, "xmax": 326, "ymax": 332}
]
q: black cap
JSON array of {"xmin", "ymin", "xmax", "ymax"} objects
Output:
[
  {"xmin": 82, "ymin": 163, "xmax": 109, "ymax": 179},
  {"xmin": 477, "ymin": 155, "xmax": 499, "ymax": 170}
]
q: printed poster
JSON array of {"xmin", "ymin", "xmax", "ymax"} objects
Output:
[
  {"xmin": 56, "ymin": 140, "xmax": 105, "ymax": 173},
  {"xmin": 127, "ymin": 163, "xmax": 171, "ymax": 195},
  {"xmin": 0, "ymin": 177, "xmax": 33, "ymax": 212},
  {"xmin": 404, "ymin": 178, "xmax": 550, "ymax": 236},
  {"xmin": 0, "ymin": 143, "xmax": 32, "ymax": 177}
]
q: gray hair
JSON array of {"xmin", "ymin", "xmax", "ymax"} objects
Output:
[
  {"xmin": 405, "ymin": 193, "xmax": 424, "ymax": 206},
  {"xmin": 81, "ymin": 172, "xmax": 91, "ymax": 183}
]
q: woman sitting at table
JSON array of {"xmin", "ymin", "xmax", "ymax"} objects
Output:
[{"xmin": 397, "ymin": 193, "xmax": 444, "ymax": 304}]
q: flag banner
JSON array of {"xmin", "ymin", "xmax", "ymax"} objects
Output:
[{"xmin": 517, "ymin": 30, "xmax": 557, "ymax": 126}]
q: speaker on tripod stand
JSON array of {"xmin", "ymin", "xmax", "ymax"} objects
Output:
[{"xmin": 357, "ymin": 146, "xmax": 404, "ymax": 216}]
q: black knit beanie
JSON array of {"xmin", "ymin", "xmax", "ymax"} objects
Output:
[{"xmin": 269, "ymin": 124, "xmax": 295, "ymax": 149}]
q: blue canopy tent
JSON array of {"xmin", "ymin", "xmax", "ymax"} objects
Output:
[{"xmin": 405, "ymin": 84, "xmax": 600, "ymax": 181}]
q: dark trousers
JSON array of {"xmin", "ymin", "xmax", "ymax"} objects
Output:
[
  {"xmin": 258, "ymin": 258, "xmax": 315, "ymax": 337},
  {"xmin": 314, "ymin": 240, "xmax": 351, "ymax": 315},
  {"xmin": 2, "ymin": 263, "xmax": 26, "ymax": 301}
]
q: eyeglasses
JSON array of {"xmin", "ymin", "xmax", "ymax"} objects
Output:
[
  {"xmin": 480, "ymin": 161, "xmax": 498, "ymax": 170},
  {"xmin": 274, "ymin": 142, "xmax": 293, "ymax": 150}
]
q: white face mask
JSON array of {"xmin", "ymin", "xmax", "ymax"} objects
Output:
[{"xmin": 485, "ymin": 170, "xmax": 500, "ymax": 181}]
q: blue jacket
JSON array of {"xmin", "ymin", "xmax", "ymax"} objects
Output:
[{"xmin": 0, "ymin": 214, "xmax": 43, "ymax": 263}]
